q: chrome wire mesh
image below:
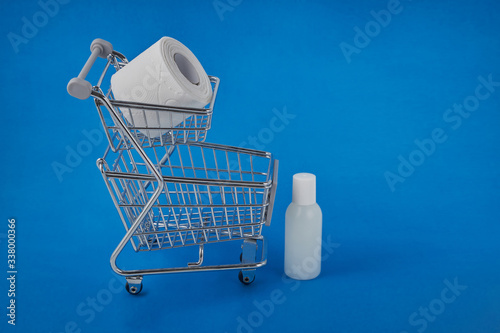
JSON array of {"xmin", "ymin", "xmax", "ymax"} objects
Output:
[{"xmin": 101, "ymin": 142, "xmax": 274, "ymax": 251}]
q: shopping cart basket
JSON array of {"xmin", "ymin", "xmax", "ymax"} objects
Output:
[
  {"xmin": 68, "ymin": 39, "xmax": 218, "ymax": 151},
  {"xmin": 68, "ymin": 39, "xmax": 279, "ymax": 294}
]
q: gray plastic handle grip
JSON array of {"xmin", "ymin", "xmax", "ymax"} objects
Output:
[{"xmin": 67, "ymin": 38, "xmax": 113, "ymax": 100}]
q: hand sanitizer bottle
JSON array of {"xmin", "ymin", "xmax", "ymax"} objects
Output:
[{"xmin": 284, "ymin": 173, "xmax": 322, "ymax": 280}]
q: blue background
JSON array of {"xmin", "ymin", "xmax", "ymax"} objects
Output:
[{"xmin": 1, "ymin": 0, "xmax": 500, "ymax": 332}]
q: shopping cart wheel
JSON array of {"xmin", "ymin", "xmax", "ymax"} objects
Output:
[
  {"xmin": 125, "ymin": 282, "xmax": 143, "ymax": 295},
  {"xmin": 238, "ymin": 270, "xmax": 256, "ymax": 285}
]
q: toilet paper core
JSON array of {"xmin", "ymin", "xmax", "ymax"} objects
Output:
[{"xmin": 174, "ymin": 53, "xmax": 200, "ymax": 85}]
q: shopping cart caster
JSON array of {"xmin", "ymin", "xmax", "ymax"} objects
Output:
[
  {"xmin": 238, "ymin": 270, "xmax": 256, "ymax": 285},
  {"xmin": 239, "ymin": 254, "xmax": 256, "ymax": 284},
  {"xmin": 125, "ymin": 276, "xmax": 143, "ymax": 295},
  {"xmin": 239, "ymin": 239, "xmax": 257, "ymax": 285},
  {"xmin": 125, "ymin": 282, "xmax": 143, "ymax": 295}
]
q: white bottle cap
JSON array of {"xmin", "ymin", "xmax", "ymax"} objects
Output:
[{"xmin": 292, "ymin": 173, "xmax": 316, "ymax": 205}]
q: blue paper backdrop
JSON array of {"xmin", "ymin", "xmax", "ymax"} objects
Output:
[{"xmin": 1, "ymin": 0, "xmax": 500, "ymax": 332}]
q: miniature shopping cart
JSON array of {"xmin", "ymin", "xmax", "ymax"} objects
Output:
[{"xmin": 67, "ymin": 39, "xmax": 278, "ymax": 294}]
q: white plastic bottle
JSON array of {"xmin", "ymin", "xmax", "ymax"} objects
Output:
[{"xmin": 284, "ymin": 173, "xmax": 323, "ymax": 280}]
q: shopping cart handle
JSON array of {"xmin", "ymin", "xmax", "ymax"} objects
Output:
[{"xmin": 67, "ymin": 38, "xmax": 113, "ymax": 99}]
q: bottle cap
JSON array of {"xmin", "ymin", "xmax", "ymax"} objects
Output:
[{"xmin": 292, "ymin": 173, "xmax": 316, "ymax": 205}]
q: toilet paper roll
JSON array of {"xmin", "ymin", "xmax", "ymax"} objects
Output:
[{"xmin": 111, "ymin": 37, "xmax": 212, "ymax": 138}]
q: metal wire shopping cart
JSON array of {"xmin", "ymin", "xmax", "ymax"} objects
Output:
[{"xmin": 68, "ymin": 39, "xmax": 279, "ymax": 294}]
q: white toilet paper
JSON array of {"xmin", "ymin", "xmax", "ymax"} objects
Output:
[{"xmin": 111, "ymin": 37, "xmax": 213, "ymax": 138}]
